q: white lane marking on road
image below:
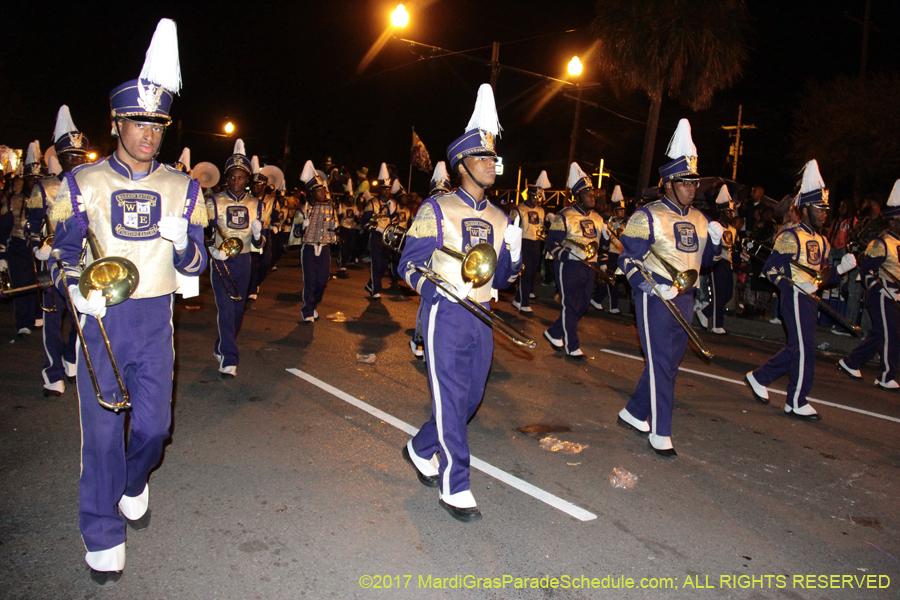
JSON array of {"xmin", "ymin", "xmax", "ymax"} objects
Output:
[
  {"xmin": 600, "ymin": 349, "xmax": 900, "ymax": 425},
  {"xmin": 286, "ymin": 368, "xmax": 598, "ymax": 522}
]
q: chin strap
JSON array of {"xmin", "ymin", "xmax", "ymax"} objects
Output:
[
  {"xmin": 460, "ymin": 159, "xmax": 491, "ymax": 190},
  {"xmin": 113, "ymin": 118, "xmax": 166, "ymax": 164}
]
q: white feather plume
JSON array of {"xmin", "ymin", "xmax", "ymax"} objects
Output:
[
  {"xmin": 53, "ymin": 105, "xmax": 78, "ymax": 143},
  {"xmin": 362, "ymin": 190, "xmax": 373, "ymax": 201},
  {"xmin": 464, "ymin": 84, "xmax": 502, "ymax": 136},
  {"xmin": 25, "ymin": 140, "xmax": 41, "ymax": 165},
  {"xmin": 48, "ymin": 155, "xmax": 62, "ymax": 176},
  {"xmin": 431, "ymin": 161, "xmax": 449, "ymax": 184},
  {"xmin": 665, "ymin": 118, "xmax": 697, "ymax": 160},
  {"xmin": 611, "ymin": 185, "xmax": 624, "ymax": 203},
  {"xmin": 233, "ymin": 139, "xmax": 246, "ymax": 157},
  {"xmin": 177, "ymin": 147, "xmax": 191, "ymax": 171},
  {"xmin": 250, "ymin": 156, "xmax": 260, "ymax": 174},
  {"xmin": 535, "ymin": 170, "xmax": 551, "ymax": 189},
  {"xmin": 567, "ymin": 162, "xmax": 588, "ymax": 190},
  {"xmin": 391, "ymin": 179, "xmax": 401, "ymax": 195},
  {"xmin": 278, "ymin": 180, "xmax": 285, "ymax": 192},
  {"xmin": 799, "ymin": 159, "xmax": 825, "ymax": 194},
  {"xmin": 139, "ymin": 18, "xmax": 182, "ymax": 94},
  {"xmin": 300, "ymin": 160, "xmax": 316, "ymax": 183},
  {"xmin": 887, "ymin": 179, "xmax": 900, "ymax": 209},
  {"xmin": 715, "ymin": 185, "xmax": 732, "ymax": 205},
  {"xmin": 377, "ymin": 162, "xmax": 390, "ymax": 182},
  {"xmin": 345, "ymin": 177, "xmax": 354, "ymax": 194}
]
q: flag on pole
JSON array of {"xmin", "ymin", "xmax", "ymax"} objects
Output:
[{"xmin": 411, "ymin": 130, "xmax": 432, "ymax": 173}]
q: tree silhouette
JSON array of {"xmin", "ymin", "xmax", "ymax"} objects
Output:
[{"xmin": 591, "ymin": 0, "xmax": 750, "ymax": 193}]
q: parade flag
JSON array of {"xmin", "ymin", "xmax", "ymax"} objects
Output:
[{"xmin": 411, "ymin": 130, "xmax": 432, "ymax": 173}]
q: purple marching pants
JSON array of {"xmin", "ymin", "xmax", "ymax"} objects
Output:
[
  {"xmin": 211, "ymin": 252, "xmax": 251, "ymax": 368},
  {"xmin": 843, "ymin": 288, "xmax": 899, "ymax": 385},
  {"xmin": 548, "ymin": 260, "xmax": 594, "ymax": 353},
  {"xmin": 41, "ymin": 285, "xmax": 77, "ymax": 386},
  {"xmin": 514, "ymin": 238, "xmax": 542, "ymax": 308},
  {"xmin": 301, "ymin": 244, "xmax": 331, "ymax": 319}
]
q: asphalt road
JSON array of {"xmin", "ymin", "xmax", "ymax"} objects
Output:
[{"xmin": 1, "ymin": 254, "xmax": 898, "ymax": 600}]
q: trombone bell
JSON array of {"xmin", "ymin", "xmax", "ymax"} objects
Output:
[
  {"xmin": 458, "ymin": 243, "xmax": 497, "ymax": 288},
  {"xmin": 79, "ymin": 257, "xmax": 140, "ymax": 307}
]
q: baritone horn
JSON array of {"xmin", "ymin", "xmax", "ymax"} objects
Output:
[
  {"xmin": 561, "ymin": 239, "xmax": 613, "ymax": 285},
  {"xmin": 407, "ymin": 243, "xmax": 536, "ymax": 348},
  {"xmin": 260, "ymin": 165, "xmax": 284, "ymax": 192},
  {"xmin": 382, "ymin": 223, "xmax": 407, "ymax": 253}
]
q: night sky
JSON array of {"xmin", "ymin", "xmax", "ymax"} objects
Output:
[{"xmin": 3, "ymin": 0, "xmax": 898, "ymax": 198}]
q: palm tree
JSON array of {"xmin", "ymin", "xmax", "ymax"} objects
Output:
[{"xmin": 591, "ymin": 0, "xmax": 751, "ymax": 193}]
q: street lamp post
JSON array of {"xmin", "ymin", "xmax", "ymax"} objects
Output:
[{"xmin": 566, "ymin": 56, "xmax": 584, "ymax": 171}]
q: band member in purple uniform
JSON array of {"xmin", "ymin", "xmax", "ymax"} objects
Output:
[
  {"xmin": 696, "ymin": 185, "xmax": 738, "ymax": 334},
  {"xmin": 362, "ymin": 163, "xmax": 395, "ymax": 298},
  {"xmin": 298, "ymin": 160, "xmax": 337, "ymax": 322},
  {"xmin": 47, "ymin": 20, "xmax": 208, "ymax": 585},
  {"xmin": 617, "ymin": 119, "xmax": 723, "ymax": 457},
  {"xmin": 510, "ymin": 170, "xmax": 549, "ymax": 313},
  {"xmin": 399, "ymin": 84, "xmax": 522, "ymax": 522},
  {"xmin": 745, "ymin": 160, "xmax": 856, "ymax": 420}
]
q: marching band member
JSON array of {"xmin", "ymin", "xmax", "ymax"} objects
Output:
[
  {"xmin": 617, "ymin": 119, "xmax": 722, "ymax": 456},
  {"xmin": 399, "ymin": 84, "xmax": 521, "ymax": 522},
  {"xmin": 543, "ymin": 163, "xmax": 608, "ymax": 358},
  {"xmin": 47, "ymin": 20, "xmax": 207, "ymax": 585},
  {"xmin": 0, "ymin": 141, "xmax": 45, "ymax": 335},
  {"xmin": 248, "ymin": 157, "xmax": 274, "ymax": 300},
  {"xmin": 838, "ymin": 179, "xmax": 900, "ymax": 389},
  {"xmin": 172, "ymin": 147, "xmax": 190, "ymax": 173},
  {"xmin": 510, "ymin": 170, "xmax": 549, "ymax": 313},
  {"xmin": 362, "ymin": 163, "xmax": 395, "ymax": 298},
  {"xmin": 299, "ymin": 160, "xmax": 337, "ymax": 322},
  {"xmin": 410, "ymin": 161, "xmax": 453, "ymax": 359},
  {"xmin": 28, "ymin": 106, "xmax": 89, "ymax": 395},
  {"xmin": 337, "ymin": 179, "xmax": 358, "ymax": 272},
  {"xmin": 696, "ymin": 185, "xmax": 738, "ymax": 334},
  {"xmin": 390, "ymin": 179, "xmax": 409, "ymax": 284},
  {"xmin": 591, "ymin": 185, "xmax": 625, "ymax": 314},
  {"xmin": 745, "ymin": 160, "xmax": 856, "ymax": 420},
  {"xmin": 206, "ymin": 139, "xmax": 264, "ymax": 376}
]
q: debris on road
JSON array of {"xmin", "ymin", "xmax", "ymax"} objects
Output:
[
  {"xmin": 609, "ymin": 467, "xmax": 638, "ymax": 489},
  {"xmin": 327, "ymin": 312, "xmax": 356, "ymax": 322},
  {"xmin": 539, "ymin": 436, "xmax": 587, "ymax": 454},
  {"xmin": 356, "ymin": 353, "xmax": 376, "ymax": 364}
]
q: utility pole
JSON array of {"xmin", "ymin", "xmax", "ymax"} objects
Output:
[
  {"xmin": 490, "ymin": 42, "xmax": 500, "ymax": 90},
  {"xmin": 721, "ymin": 105, "xmax": 756, "ymax": 181},
  {"xmin": 566, "ymin": 85, "xmax": 583, "ymax": 173}
]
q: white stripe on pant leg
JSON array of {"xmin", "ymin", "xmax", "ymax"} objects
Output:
[
  {"xmin": 212, "ymin": 267, "xmax": 224, "ymax": 367},
  {"xmin": 41, "ymin": 312, "xmax": 54, "ymax": 387},
  {"xmin": 792, "ymin": 289, "xmax": 804, "ymax": 410},
  {"xmin": 644, "ymin": 293, "xmax": 657, "ymax": 434},
  {"xmin": 425, "ymin": 301, "xmax": 453, "ymax": 497},
  {"xmin": 300, "ymin": 246, "xmax": 308, "ymax": 313},
  {"xmin": 880, "ymin": 293, "xmax": 890, "ymax": 383},
  {"xmin": 558, "ymin": 261, "xmax": 568, "ymax": 350},
  {"xmin": 711, "ymin": 269, "xmax": 719, "ymax": 328}
]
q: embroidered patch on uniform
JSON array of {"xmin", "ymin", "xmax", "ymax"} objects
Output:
[
  {"xmin": 346, "ymin": 209, "xmax": 355, "ymax": 218},
  {"xmin": 462, "ymin": 218, "xmax": 493, "ymax": 252},
  {"xmin": 723, "ymin": 230, "xmax": 734, "ymax": 247},
  {"xmin": 111, "ymin": 190, "xmax": 161, "ymax": 240},
  {"xmin": 579, "ymin": 220, "xmax": 597, "ymax": 239},
  {"xmin": 805, "ymin": 240, "xmax": 821, "ymax": 265},
  {"xmin": 226, "ymin": 205, "xmax": 249, "ymax": 230},
  {"xmin": 673, "ymin": 222, "xmax": 698, "ymax": 252},
  {"xmin": 528, "ymin": 211, "xmax": 540, "ymax": 225}
]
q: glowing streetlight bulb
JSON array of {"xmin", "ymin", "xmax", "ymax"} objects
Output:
[
  {"xmin": 391, "ymin": 4, "xmax": 409, "ymax": 28},
  {"xmin": 568, "ymin": 56, "xmax": 583, "ymax": 77},
  {"xmin": 224, "ymin": 122, "xmax": 235, "ymax": 134},
  {"xmin": 88, "ymin": 152, "xmax": 97, "ymax": 161}
]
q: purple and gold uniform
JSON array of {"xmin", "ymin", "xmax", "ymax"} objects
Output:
[
  {"xmin": 298, "ymin": 160, "xmax": 336, "ymax": 321},
  {"xmin": 362, "ymin": 191, "xmax": 395, "ymax": 297},
  {"xmin": 510, "ymin": 199, "xmax": 546, "ymax": 310},
  {"xmin": 0, "ymin": 177, "xmax": 41, "ymax": 332}
]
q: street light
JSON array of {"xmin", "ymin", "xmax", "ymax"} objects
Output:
[
  {"xmin": 567, "ymin": 57, "xmax": 584, "ymax": 171},
  {"xmin": 224, "ymin": 122, "xmax": 235, "ymax": 135},
  {"xmin": 88, "ymin": 152, "xmax": 98, "ymax": 161},
  {"xmin": 567, "ymin": 56, "xmax": 583, "ymax": 77},
  {"xmin": 391, "ymin": 4, "xmax": 409, "ymax": 28}
]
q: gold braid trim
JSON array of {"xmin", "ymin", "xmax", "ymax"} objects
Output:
[
  {"xmin": 407, "ymin": 203, "xmax": 437, "ymax": 239},
  {"xmin": 26, "ymin": 186, "xmax": 43, "ymax": 209},
  {"xmin": 549, "ymin": 215, "xmax": 566, "ymax": 231},
  {"xmin": 773, "ymin": 231, "xmax": 798, "ymax": 256},
  {"xmin": 622, "ymin": 210, "xmax": 650, "ymax": 240},
  {"xmin": 865, "ymin": 239, "xmax": 886, "ymax": 258},
  {"xmin": 49, "ymin": 188, "xmax": 74, "ymax": 224},
  {"xmin": 190, "ymin": 199, "xmax": 209, "ymax": 227}
]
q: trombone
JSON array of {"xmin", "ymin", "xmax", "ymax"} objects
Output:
[
  {"xmin": 633, "ymin": 248, "xmax": 713, "ymax": 360},
  {"xmin": 746, "ymin": 240, "xmax": 831, "ymax": 289},
  {"xmin": 407, "ymin": 242, "xmax": 536, "ymax": 348},
  {"xmin": 24, "ymin": 222, "xmax": 56, "ymax": 313},
  {"xmin": 382, "ymin": 223, "xmax": 407, "ymax": 253},
  {"xmin": 210, "ymin": 224, "xmax": 243, "ymax": 301},
  {"xmin": 560, "ymin": 239, "xmax": 614, "ymax": 285},
  {"xmin": 53, "ymin": 227, "xmax": 139, "ymax": 412},
  {"xmin": 0, "ymin": 270, "xmax": 52, "ymax": 297}
]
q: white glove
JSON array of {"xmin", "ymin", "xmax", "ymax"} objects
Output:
[
  {"xmin": 70, "ymin": 285, "xmax": 106, "ymax": 319},
  {"xmin": 654, "ymin": 284, "xmax": 679, "ymax": 300},
  {"xmin": 208, "ymin": 247, "xmax": 226, "ymax": 261},
  {"xmin": 707, "ymin": 221, "xmax": 724, "ymax": 246},
  {"xmin": 881, "ymin": 287, "xmax": 899, "ymax": 301},
  {"xmin": 0, "ymin": 259, "xmax": 7, "ymax": 271},
  {"xmin": 34, "ymin": 245, "xmax": 52, "ymax": 262},
  {"xmin": 837, "ymin": 253, "xmax": 857, "ymax": 275},
  {"xmin": 600, "ymin": 264, "xmax": 608, "ymax": 272},
  {"xmin": 601, "ymin": 224, "xmax": 610, "ymax": 240},
  {"xmin": 251, "ymin": 219, "xmax": 263, "ymax": 240},
  {"xmin": 504, "ymin": 216, "xmax": 522, "ymax": 263},
  {"xmin": 797, "ymin": 281, "xmax": 818, "ymax": 294},
  {"xmin": 436, "ymin": 280, "xmax": 474, "ymax": 303},
  {"xmin": 158, "ymin": 212, "xmax": 189, "ymax": 251}
]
